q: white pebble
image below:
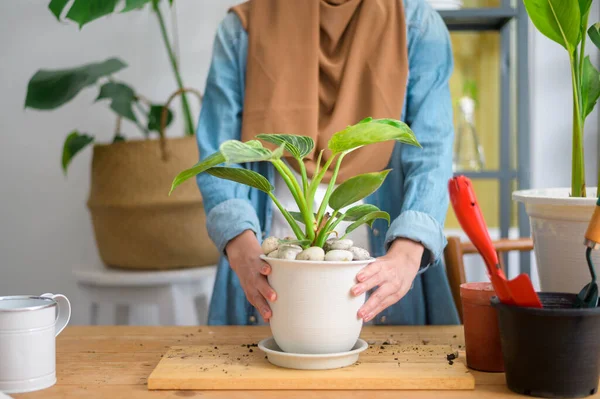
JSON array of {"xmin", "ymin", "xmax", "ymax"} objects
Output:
[
  {"xmin": 329, "ymin": 239, "xmax": 354, "ymax": 251},
  {"xmin": 278, "ymin": 244, "xmax": 302, "ymax": 260},
  {"xmin": 267, "ymin": 250, "xmax": 279, "ymax": 258},
  {"xmin": 325, "ymin": 249, "xmax": 353, "ymax": 262},
  {"xmin": 261, "ymin": 236, "xmax": 280, "ymax": 255},
  {"xmin": 296, "ymin": 247, "xmax": 325, "ymax": 261},
  {"xmin": 349, "ymin": 246, "xmax": 371, "ymax": 261}
]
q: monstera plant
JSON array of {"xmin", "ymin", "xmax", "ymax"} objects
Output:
[
  {"xmin": 25, "ymin": 0, "xmax": 192, "ymax": 172},
  {"xmin": 23, "ymin": 0, "xmax": 220, "ymax": 271}
]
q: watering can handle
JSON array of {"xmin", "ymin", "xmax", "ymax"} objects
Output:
[{"xmin": 585, "ymin": 197, "xmax": 600, "ymax": 249}]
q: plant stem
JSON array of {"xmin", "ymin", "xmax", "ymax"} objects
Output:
[
  {"xmin": 154, "ymin": 4, "xmax": 195, "ymax": 136},
  {"xmin": 272, "ymin": 160, "xmax": 315, "ymax": 240},
  {"xmin": 315, "ymin": 210, "xmax": 344, "ymax": 247},
  {"xmin": 315, "ymin": 153, "xmax": 346, "ymax": 228},
  {"xmin": 298, "ymin": 160, "xmax": 308, "ymax": 198},
  {"xmin": 570, "ymin": 51, "xmax": 587, "ymax": 197},
  {"xmin": 267, "ymin": 192, "xmax": 306, "ymax": 240}
]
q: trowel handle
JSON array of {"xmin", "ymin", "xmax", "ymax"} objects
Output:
[{"xmin": 585, "ymin": 197, "xmax": 600, "ymax": 249}]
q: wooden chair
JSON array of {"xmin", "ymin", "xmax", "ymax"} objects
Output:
[{"xmin": 443, "ymin": 236, "xmax": 534, "ymax": 322}]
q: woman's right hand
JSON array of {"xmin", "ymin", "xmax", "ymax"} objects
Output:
[{"xmin": 225, "ymin": 230, "xmax": 277, "ymax": 322}]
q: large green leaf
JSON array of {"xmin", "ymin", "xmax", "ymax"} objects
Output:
[
  {"xmin": 343, "ymin": 204, "xmax": 380, "ymax": 221},
  {"xmin": 589, "ymin": 23, "xmax": 600, "ymax": 51},
  {"xmin": 582, "ymin": 56, "xmax": 600, "ymax": 119},
  {"xmin": 96, "ymin": 82, "xmax": 137, "ymax": 122},
  {"xmin": 147, "ymin": 104, "xmax": 174, "ymax": 132},
  {"xmin": 206, "ymin": 167, "xmax": 273, "ymax": 193},
  {"xmin": 122, "ymin": 0, "xmax": 153, "ymax": 12},
  {"xmin": 344, "ymin": 211, "xmax": 390, "ymax": 236},
  {"xmin": 522, "ymin": 0, "xmax": 580, "ymax": 51},
  {"xmin": 255, "ymin": 134, "xmax": 315, "ymax": 159},
  {"xmin": 62, "ymin": 131, "xmax": 94, "ymax": 174},
  {"xmin": 48, "ymin": 0, "xmax": 69, "ymax": 19},
  {"xmin": 220, "ymin": 140, "xmax": 284, "ymax": 164},
  {"xmin": 328, "ymin": 118, "xmax": 420, "ymax": 154},
  {"xmin": 169, "ymin": 151, "xmax": 226, "ymax": 194},
  {"xmin": 329, "ymin": 170, "xmax": 391, "ymax": 211},
  {"xmin": 25, "ymin": 58, "xmax": 127, "ymax": 110},
  {"xmin": 65, "ymin": 0, "xmax": 119, "ymax": 28}
]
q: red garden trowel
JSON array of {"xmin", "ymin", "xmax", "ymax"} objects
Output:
[{"xmin": 449, "ymin": 175, "xmax": 543, "ymax": 308}]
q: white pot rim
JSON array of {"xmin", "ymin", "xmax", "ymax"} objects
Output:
[
  {"xmin": 512, "ymin": 187, "xmax": 598, "ymax": 206},
  {"xmin": 260, "ymin": 254, "xmax": 375, "ymax": 266}
]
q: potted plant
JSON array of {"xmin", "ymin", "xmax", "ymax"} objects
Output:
[
  {"xmin": 170, "ymin": 117, "xmax": 420, "ymax": 354},
  {"xmin": 513, "ymin": 0, "xmax": 600, "ymax": 293},
  {"xmin": 24, "ymin": 0, "xmax": 219, "ymax": 270}
]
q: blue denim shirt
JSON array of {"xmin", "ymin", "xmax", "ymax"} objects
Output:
[{"xmin": 197, "ymin": 0, "xmax": 459, "ymax": 326}]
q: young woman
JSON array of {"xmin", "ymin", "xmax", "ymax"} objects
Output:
[{"xmin": 196, "ymin": 0, "xmax": 459, "ymax": 326}]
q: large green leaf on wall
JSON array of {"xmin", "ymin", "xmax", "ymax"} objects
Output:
[
  {"xmin": 582, "ymin": 56, "xmax": 600, "ymax": 119},
  {"xmin": 25, "ymin": 58, "xmax": 127, "ymax": 110},
  {"xmin": 523, "ymin": 0, "xmax": 580, "ymax": 51}
]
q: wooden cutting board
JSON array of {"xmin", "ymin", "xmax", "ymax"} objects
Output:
[{"xmin": 147, "ymin": 341, "xmax": 475, "ymax": 390}]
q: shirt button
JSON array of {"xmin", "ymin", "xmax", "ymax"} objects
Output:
[
  {"xmin": 380, "ymin": 315, "xmax": 387, "ymax": 323},
  {"xmin": 373, "ymin": 228, "xmax": 380, "ymax": 237},
  {"xmin": 249, "ymin": 315, "xmax": 256, "ymax": 324},
  {"xmin": 261, "ymin": 232, "xmax": 266, "ymax": 238}
]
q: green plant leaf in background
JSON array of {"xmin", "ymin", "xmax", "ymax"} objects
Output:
[
  {"xmin": 343, "ymin": 204, "xmax": 381, "ymax": 221},
  {"xmin": 206, "ymin": 167, "xmax": 273, "ymax": 193},
  {"xmin": 522, "ymin": 0, "xmax": 580, "ymax": 51},
  {"xmin": 328, "ymin": 118, "xmax": 420, "ymax": 154},
  {"xmin": 220, "ymin": 140, "xmax": 284, "ymax": 164},
  {"xmin": 589, "ymin": 23, "xmax": 600, "ymax": 51},
  {"xmin": 96, "ymin": 82, "xmax": 138, "ymax": 122},
  {"xmin": 48, "ymin": 0, "xmax": 69, "ymax": 19},
  {"xmin": 147, "ymin": 104, "xmax": 174, "ymax": 132},
  {"xmin": 343, "ymin": 211, "xmax": 390, "ymax": 237},
  {"xmin": 255, "ymin": 134, "xmax": 315, "ymax": 159},
  {"xmin": 25, "ymin": 58, "xmax": 127, "ymax": 110},
  {"xmin": 62, "ymin": 131, "xmax": 94, "ymax": 174},
  {"xmin": 581, "ymin": 56, "xmax": 600, "ymax": 119},
  {"xmin": 63, "ymin": 0, "xmax": 120, "ymax": 28},
  {"xmin": 329, "ymin": 170, "xmax": 391, "ymax": 211},
  {"xmin": 579, "ymin": 0, "xmax": 593, "ymax": 21},
  {"xmin": 169, "ymin": 151, "xmax": 226, "ymax": 194},
  {"xmin": 122, "ymin": 0, "xmax": 153, "ymax": 12}
]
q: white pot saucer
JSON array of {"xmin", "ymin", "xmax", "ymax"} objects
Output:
[{"xmin": 258, "ymin": 337, "xmax": 368, "ymax": 370}]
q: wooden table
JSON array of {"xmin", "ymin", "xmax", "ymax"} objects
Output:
[{"xmin": 10, "ymin": 326, "xmax": 598, "ymax": 399}]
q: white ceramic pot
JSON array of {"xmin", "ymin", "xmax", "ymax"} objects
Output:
[
  {"xmin": 513, "ymin": 188, "xmax": 599, "ymax": 294},
  {"xmin": 261, "ymin": 255, "xmax": 373, "ymax": 354}
]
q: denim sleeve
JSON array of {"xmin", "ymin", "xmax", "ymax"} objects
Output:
[
  {"xmin": 196, "ymin": 13, "xmax": 261, "ymax": 255},
  {"xmin": 384, "ymin": 7, "xmax": 454, "ymax": 265}
]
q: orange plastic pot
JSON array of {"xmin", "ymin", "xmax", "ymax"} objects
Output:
[{"xmin": 460, "ymin": 282, "xmax": 504, "ymax": 372}]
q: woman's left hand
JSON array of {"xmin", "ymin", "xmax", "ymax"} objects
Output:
[{"xmin": 352, "ymin": 238, "xmax": 424, "ymax": 322}]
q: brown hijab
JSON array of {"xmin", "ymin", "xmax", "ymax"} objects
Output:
[{"xmin": 230, "ymin": 0, "xmax": 408, "ymax": 183}]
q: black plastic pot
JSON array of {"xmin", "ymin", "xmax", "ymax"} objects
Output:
[{"xmin": 491, "ymin": 293, "xmax": 600, "ymax": 398}]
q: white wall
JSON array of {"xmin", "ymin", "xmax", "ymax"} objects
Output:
[
  {"xmin": 0, "ymin": 1, "xmax": 598, "ymax": 324},
  {"xmin": 0, "ymin": 0, "xmax": 238, "ymax": 324}
]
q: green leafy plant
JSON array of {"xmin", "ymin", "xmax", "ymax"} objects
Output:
[
  {"xmin": 523, "ymin": 0, "xmax": 600, "ymax": 197},
  {"xmin": 24, "ymin": 0, "xmax": 193, "ymax": 174},
  {"xmin": 169, "ymin": 117, "xmax": 421, "ymax": 249}
]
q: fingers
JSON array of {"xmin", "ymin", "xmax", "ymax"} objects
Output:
[
  {"xmin": 352, "ymin": 272, "xmax": 382, "ymax": 296},
  {"xmin": 256, "ymin": 276, "xmax": 277, "ymax": 302},
  {"xmin": 356, "ymin": 261, "xmax": 381, "ymax": 283},
  {"xmin": 248, "ymin": 289, "xmax": 272, "ymax": 322},
  {"xmin": 357, "ymin": 283, "xmax": 400, "ymax": 321},
  {"xmin": 362, "ymin": 289, "xmax": 403, "ymax": 322},
  {"xmin": 259, "ymin": 262, "xmax": 271, "ymax": 276}
]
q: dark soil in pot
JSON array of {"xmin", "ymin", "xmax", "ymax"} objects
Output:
[{"xmin": 492, "ymin": 293, "xmax": 600, "ymax": 398}]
